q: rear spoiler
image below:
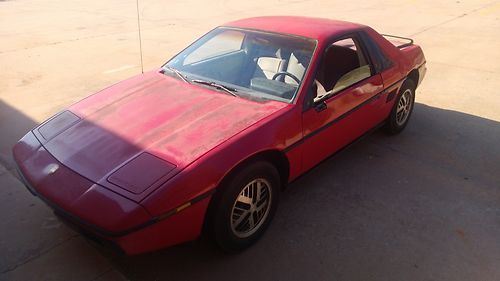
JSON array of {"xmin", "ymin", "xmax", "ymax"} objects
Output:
[{"xmin": 381, "ymin": 34, "xmax": 414, "ymax": 49}]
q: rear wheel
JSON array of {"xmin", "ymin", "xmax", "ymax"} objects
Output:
[
  {"xmin": 384, "ymin": 79, "xmax": 416, "ymax": 134},
  {"xmin": 210, "ymin": 161, "xmax": 280, "ymax": 252}
]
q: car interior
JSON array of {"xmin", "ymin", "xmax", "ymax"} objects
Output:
[
  {"xmin": 170, "ymin": 30, "xmax": 372, "ymax": 103},
  {"xmin": 247, "ymin": 48, "xmax": 312, "ymax": 100},
  {"xmin": 314, "ymin": 38, "xmax": 372, "ymax": 102},
  {"xmin": 170, "ymin": 29, "xmax": 315, "ymax": 101}
]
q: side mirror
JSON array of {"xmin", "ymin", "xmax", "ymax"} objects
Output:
[
  {"xmin": 314, "ymin": 101, "xmax": 327, "ymax": 112},
  {"xmin": 311, "ymin": 80, "xmax": 327, "ymax": 112},
  {"xmin": 304, "ymin": 80, "xmax": 328, "ymax": 112}
]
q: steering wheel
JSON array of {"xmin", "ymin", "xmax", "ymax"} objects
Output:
[{"xmin": 272, "ymin": 71, "xmax": 301, "ymax": 84}]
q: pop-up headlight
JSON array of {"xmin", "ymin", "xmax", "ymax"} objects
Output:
[
  {"xmin": 37, "ymin": 111, "xmax": 80, "ymax": 141},
  {"xmin": 108, "ymin": 152, "xmax": 176, "ymax": 194}
]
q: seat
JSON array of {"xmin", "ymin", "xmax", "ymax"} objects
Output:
[
  {"xmin": 331, "ymin": 65, "xmax": 371, "ymax": 93},
  {"xmin": 313, "ymin": 46, "xmax": 371, "ymax": 102},
  {"xmin": 319, "ymin": 45, "xmax": 360, "ymax": 91},
  {"xmin": 253, "ymin": 57, "xmax": 286, "ymax": 80},
  {"xmin": 284, "ymin": 52, "xmax": 307, "ymax": 85}
]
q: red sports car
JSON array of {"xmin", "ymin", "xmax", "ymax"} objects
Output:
[{"xmin": 13, "ymin": 16, "xmax": 426, "ymax": 254}]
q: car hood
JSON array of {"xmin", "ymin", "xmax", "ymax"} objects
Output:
[{"xmin": 41, "ymin": 71, "xmax": 287, "ymax": 195}]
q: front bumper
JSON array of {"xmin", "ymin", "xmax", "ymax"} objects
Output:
[{"xmin": 13, "ymin": 131, "xmax": 211, "ymax": 255}]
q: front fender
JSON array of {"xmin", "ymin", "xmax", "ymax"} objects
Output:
[{"xmin": 141, "ymin": 103, "xmax": 301, "ymax": 218}]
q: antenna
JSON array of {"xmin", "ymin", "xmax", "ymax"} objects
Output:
[{"xmin": 135, "ymin": 0, "xmax": 144, "ymax": 74}]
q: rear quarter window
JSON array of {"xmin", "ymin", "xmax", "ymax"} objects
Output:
[{"xmin": 360, "ymin": 31, "xmax": 393, "ymax": 73}]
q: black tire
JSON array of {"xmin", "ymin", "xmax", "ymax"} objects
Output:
[
  {"xmin": 384, "ymin": 79, "xmax": 416, "ymax": 135},
  {"xmin": 210, "ymin": 161, "xmax": 280, "ymax": 253}
]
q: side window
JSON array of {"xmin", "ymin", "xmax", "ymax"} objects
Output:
[
  {"xmin": 184, "ymin": 30, "xmax": 244, "ymax": 65},
  {"xmin": 360, "ymin": 31, "xmax": 393, "ymax": 73},
  {"xmin": 315, "ymin": 37, "xmax": 372, "ymax": 101}
]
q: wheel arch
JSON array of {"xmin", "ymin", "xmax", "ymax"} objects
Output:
[
  {"xmin": 244, "ymin": 149, "xmax": 290, "ymax": 190},
  {"xmin": 218, "ymin": 149, "xmax": 290, "ymax": 193},
  {"xmin": 407, "ymin": 68, "xmax": 419, "ymax": 87},
  {"xmin": 202, "ymin": 149, "xmax": 290, "ymax": 235}
]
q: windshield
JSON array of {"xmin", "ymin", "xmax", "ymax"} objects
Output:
[{"xmin": 164, "ymin": 27, "xmax": 316, "ymax": 102}]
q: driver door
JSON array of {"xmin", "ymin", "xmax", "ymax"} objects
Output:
[{"xmin": 300, "ymin": 35, "xmax": 385, "ymax": 171}]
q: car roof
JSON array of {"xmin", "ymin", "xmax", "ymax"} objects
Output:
[{"xmin": 223, "ymin": 16, "xmax": 366, "ymax": 41}]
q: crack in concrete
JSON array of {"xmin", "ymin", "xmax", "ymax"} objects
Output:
[
  {"xmin": 0, "ymin": 233, "xmax": 80, "ymax": 275},
  {"xmin": 367, "ymin": 138, "xmax": 498, "ymax": 188},
  {"xmin": 410, "ymin": 0, "xmax": 500, "ymax": 36},
  {"xmin": 0, "ymin": 31, "xmax": 137, "ymax": 55},
  {"xmin": 0, "ymin": 22, "xmax": 188, "ymax": 55},
  {"xmin": 430, "ymin": 61, "xmax": 499, "ymax": 74},
  {"xmin": 89, "ymin": 267, "xmax": 115, "ymax": 281}
]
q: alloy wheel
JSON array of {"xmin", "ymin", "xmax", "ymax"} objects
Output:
[
  {"xmin": 396, "ymin": 88, "xmax": 413, "ymax": 126},
  {"xmin": 230, "ymin": 178, "xmax": 272, "ymax": 238}
]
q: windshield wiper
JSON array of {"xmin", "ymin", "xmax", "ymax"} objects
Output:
[
  {"xmin": 191, "ymin": 79, "xmax": 239, "ymax": 97},
  {"xmin": 163, "ymin": 66, "xmax": 190, "ymax": 83}
]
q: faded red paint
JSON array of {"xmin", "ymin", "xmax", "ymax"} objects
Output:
[
  {"xmin": 44, "ymin": 72, "xmax": 287, "ymax": 202},
  {"xmin": 13, "ymin": 17, "xmax": 426, "ymax": 254}
]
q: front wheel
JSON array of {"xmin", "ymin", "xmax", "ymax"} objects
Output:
[
  {"xmin": 384, "ymin": 79, "xmax": 416, "ymax": 135},
  {"xmin": 210, "ymin": 161, "xmax": 280, "ymax": 252}
]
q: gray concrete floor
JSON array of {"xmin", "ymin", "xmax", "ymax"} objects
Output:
[{"xmin": 1, "ymin": 0, "xmax": 499, "ymax": 280}]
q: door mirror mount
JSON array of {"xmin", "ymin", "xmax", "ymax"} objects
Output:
[{"xmin": 314, "ymin": 101, "xmax": 327, "ymax": 112}]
